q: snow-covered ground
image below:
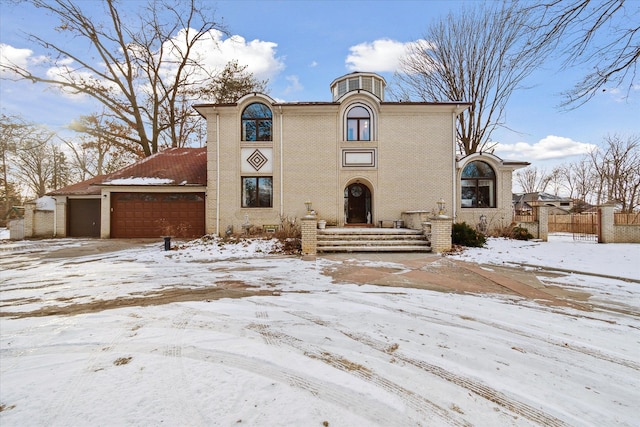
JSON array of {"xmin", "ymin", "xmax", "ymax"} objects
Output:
[{"xmin": 1, "ymin": 234, "xmax": 638, "ymax": 426}]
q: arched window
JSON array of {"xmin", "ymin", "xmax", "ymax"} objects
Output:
[
  {"xmin": 461, "ymin": 161, "xmax": 496, "ymax": 208},
  {"xmin": 346, "ymin": 106, "xmax": 371, "ymax": 141},
  {"xmin": 242, "ymin": 103, "xmax": 272, "ymax": 141}
]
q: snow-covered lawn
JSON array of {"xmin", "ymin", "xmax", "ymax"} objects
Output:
[{"xmin": 1, "ymin": 234, "xmax": 638, "ymax": 426}]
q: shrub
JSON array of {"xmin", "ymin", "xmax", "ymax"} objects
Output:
[
  {"xmin": 274, "ymin": 215, "xmax": 301, "ymax": 253},
  {"xmin": 452, "ymin": 222, "xmax": 487, "ymax": 247},
  {"xmin": 511, "ymin": 226, "xmax": 534, "ymax": 240}
]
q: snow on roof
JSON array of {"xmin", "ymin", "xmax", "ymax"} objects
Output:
[
  {"xmin": 104, "ymin": 177, "xmax": 175, "ymax": 186},
  {"xmin": 48, "ymin": 148, "xmax": 206, "ymax": 196},
  {"xmin": 35, "ymin": 196, "xmax": 55, "ymax": 210}
]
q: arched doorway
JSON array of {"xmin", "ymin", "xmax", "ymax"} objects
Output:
[{"xmin": 344, "ymin": 183, "xmax": 372, "ymax": 225}]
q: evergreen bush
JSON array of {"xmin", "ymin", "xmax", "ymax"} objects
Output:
[{"xmin": 452, "ymin": 222, "xmax": 487, "ymax": 247}]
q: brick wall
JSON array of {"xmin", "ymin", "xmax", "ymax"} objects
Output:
[
  {"xmin": 201, "ymin": 93, "xmax": 461, "ymax": 235},
  {"xmin": 23, "ymin": 202, "xmax": 54, "ymax": 238}
]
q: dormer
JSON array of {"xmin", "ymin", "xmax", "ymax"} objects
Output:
[{"xmin": 330, "ymin": 72, "xmax": 386, "ymax": 102}]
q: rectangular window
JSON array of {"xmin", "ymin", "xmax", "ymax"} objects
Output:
[
  {"xmin": 243, "ymin": 121, "xmax": 256, "ymax": 141},
  {"xmin": 337, "ymin": 81, "xmax": 347, "ymax": 98},
  {"xmin": 478, "ymin": 179, "xmax": 494, "ymax": 207},
  {"xmin": 461, "ymin": 180, "xmax": 476, "ymax": 207},
  {"xmin": 347, "ymin": 119, "xmax": 357, "ymax": 141},
  {"xmin": 362, "ymin": 77, "xmax": 373, "ymax": 92},
  {"xmin": 242, "ymin": 177, "xmax": 273, "ymax": 208},
  {"xmin": 346, "ymin": 118, "xmax": 370, "ymax": 141},
  {"xmin": 257, "ymin": 120, "xmax": 272, "ymax": 141},
  {"xmin": 360, "ymin": 119, "xmax": 370, "ymax": 140}
]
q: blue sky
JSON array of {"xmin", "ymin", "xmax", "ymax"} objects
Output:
[{"xmin": 1, "ymin": 0, "xmax": 638, "ymax": 170}]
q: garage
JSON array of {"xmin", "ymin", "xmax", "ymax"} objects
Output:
[
  {"xmin": 68, "ymin": 199, "xmax": 101, "ymax": 237},
  {"xmin": 110, "ymin": 192, "xmax": 205, "ymax": 238}
]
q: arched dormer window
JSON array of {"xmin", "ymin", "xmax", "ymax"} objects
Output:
[
  {"xmin": 242, "ymin": 102, "xmax": 272, "ymax": 141},
  {"xmin": 461, "ymin": 161, "xmax": 496, "ymax": 208},
  {"xmin": 346, "ymin": 106, "xmax": 371, "ymax": 141}
]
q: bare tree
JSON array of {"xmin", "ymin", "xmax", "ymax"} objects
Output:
[
  {"xmin": 395, "ymin": 1, "xmax": 551, "ymax": 155},
  {"xmin": 589, "ymin": 133, "xmax": 640, "ymax": 212},
  {"xmin": 0, "ymin": 114, "xmax": 25, "ymax": 221},
  {"xmin": 546, "ymin": 166, "xmax": 565, "ymax": 196},
  {"xmin": 530, "ymin": 0, "xmax": 639, "ymax": 108},
  {"xmin": 172, "ymin": 60, "xmax": 268, "ymax": 148},
  {"xmin": 1, "ymin": 0, "xmax": 227, "ymax": 156},
  {"xmin": 11, "ymin": 123, "xmax": 59, "ymax": 197},
  {"xmin": 515, "ymin": 166, "xmax": 551, "ymax": 194},
  {"xmin": 66, "ymin": 112, "xmax": 145, "ymax": 179},
  {"xmin": 554, "ymin": 160, "xmax": 594, "ymax": 203}
]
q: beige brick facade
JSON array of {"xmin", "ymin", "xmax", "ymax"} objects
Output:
[
  {"xmin": 194, "ymin": 72, "xmax": 524, "ymax": 236},
  {"xmin": 455, "ymin": 152, "xmax": 529, "ymax": 233}
]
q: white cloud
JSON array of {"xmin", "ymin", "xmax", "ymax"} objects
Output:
[
  {"xmin": 284, "ymin": 75, "xmax": 303, "ymax": 94},
  {"xmin": 0, "ymin": 43, "xmax": 33, "ymax": 75},
  {"xmin": 309, "ymin": 61, "xmax": 318, "ymax": 68},
  {"xmin": 195, "ymin": 29, "xmax": 285, "ymax": 82},
  {"xmin": 494, "ymin": 135, "xmax": 597, "ymax": 160},
  {"xmin": 346, "ymin": 38, "xmax": 412, "ymax": 72}
]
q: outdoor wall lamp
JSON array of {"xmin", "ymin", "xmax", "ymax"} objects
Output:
[
  {"xmin": 437, "ymin": 198, "xmax": 446, "ymax": 215},
  {"xmin": 305, "ymin": 200, "xmax": 312, "ymax": 214}
]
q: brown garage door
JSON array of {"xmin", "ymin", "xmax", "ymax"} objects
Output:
[
  {"xmin": 111, "ymin": 192, "xmax": 205, "ymax": 238},
  {"xmin": 68, "ymin": 198, "xmax": 101, "ymax": 237}
]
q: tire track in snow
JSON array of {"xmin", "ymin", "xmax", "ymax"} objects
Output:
[
  {"xmin": 338, "ymin": 291, "xmax": 640, "ymax": 372},
  {"xmin": 3, "ymin": 339, "xmax": 412, "ymax": 426},
  {"xmin": 161, "ymin": 308, "xmax": 210, "ymax": 425},
  {"xmin": 345, "ymin": 330, "xmax": 569, "ymax": 427},
  {"xmin": 245, "ymin": 318, "xmax": 464, "ymax": 426},
  {"xmin": 288, "ymin": 310, "xmax": 569, "ymax": 427},
  {"xmin": 459, "ymin": 314, "xmax": 640, "ymax": 372}
]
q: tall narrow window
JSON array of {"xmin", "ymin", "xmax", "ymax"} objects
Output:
[
  {"xmin": 346, "ymin": 106, "xmax": 371, "ymax": 141},
  {"xmin": 242, "ymin": 103, "xmax": 272, "ymax": 141},
  {"xmin": 461, "ymin": 161, "xmax": 496, "ymax": 208},
  {"xmin": 242, "ymin": 177, "xmax": 273, "ymax": 208}
]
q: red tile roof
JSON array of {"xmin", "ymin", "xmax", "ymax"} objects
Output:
[{"xmin": 49, "ymin": 147, "xmax": 207, "ymax": 196}]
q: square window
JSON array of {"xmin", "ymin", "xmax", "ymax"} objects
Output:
[{"xmin": 242, "ymin": 177, "xmax": 273, "ymax": 208}]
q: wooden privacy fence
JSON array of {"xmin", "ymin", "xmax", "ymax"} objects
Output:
[
  {"xmin": 614, "ymin": 212, "xmax": 640, "ymax": 225},
  {"xmin": 549, "ymin": 213, "xmax": 597, "ymax": 234}
]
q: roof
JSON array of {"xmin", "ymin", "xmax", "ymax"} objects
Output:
[
  {"xmin": 514, "ymin": 192, "xmax": 572, "ymax": 203},
  {"xmin": 49, "ymin": 147, "xmax": 207, "ymax": 196}
]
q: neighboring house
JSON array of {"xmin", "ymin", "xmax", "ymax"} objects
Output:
[
  {"xmin": 513, "ymin": 192, "xmax": 573, "ymax": 215},
  {"xmin": 195, "ymin": 72, "xmax": 528, "ymax": 235},
  {"xmin": 49, "ymin": 147, "xmax": 206, "ymax": 238}
]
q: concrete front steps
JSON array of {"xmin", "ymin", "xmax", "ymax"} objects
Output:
[{"xmin": 317, "ymin": 227, "xmax": 431, "ymax": 253}]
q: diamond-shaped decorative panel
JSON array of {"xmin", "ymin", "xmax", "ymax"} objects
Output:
[{"xmin": 247, "ymin": 149, "xmax": 268, "ymax": 171}]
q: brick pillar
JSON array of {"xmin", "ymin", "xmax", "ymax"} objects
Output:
[
  {"xmin": 430, "ymin": 215, "xmax": 452, "ymax": 253},
  {"xmin": 598, "ymin": 205, "xmax": 615, "ymax": 243},
  {"xmin": 421, "ymin": 221, "xmax": 432, "ymax": 243},
  {"xmin": 300, "ymin": 215, "xmax": 317, "ymax": 259},
  {"xmin": 23, "ymin": 202, "xmax": 35, "ymax": 238},
  {"xmin": 537, "ymin": 205, "xmax": 549, "ymax": 242}
]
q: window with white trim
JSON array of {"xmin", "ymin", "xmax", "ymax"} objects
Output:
[
  {"xmin": 461, "ymin": 161, "xmax": 496, "ymax": 208},
  {"xmin": 241, "ymin": 103, "xmax": 272, "ymax": 141},
  {"xmin": 346, "ymin": 106, "xmax": 371, "ymax": 141},
  {"xmin": 242, "ymin": 177, "xmax": 273, "ymax": 208}
]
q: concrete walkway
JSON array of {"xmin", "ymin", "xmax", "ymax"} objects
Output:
[{"xmin": 320, "ymin": 252, "xmax": 592, "ymax": 311}]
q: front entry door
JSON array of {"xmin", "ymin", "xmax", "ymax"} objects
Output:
[{"xmin": 346, "ymin": 183, "xmax": 371, "ymax": 224}]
